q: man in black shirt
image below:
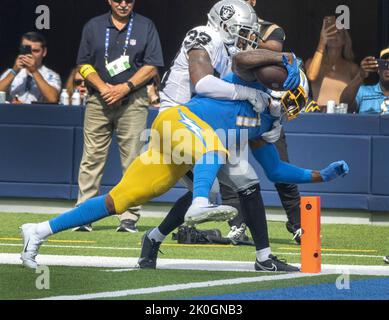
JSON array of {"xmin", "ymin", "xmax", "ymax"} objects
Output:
[{"xmin": 74, "ymin": 0, "xmax": 164, "ymax": 232}]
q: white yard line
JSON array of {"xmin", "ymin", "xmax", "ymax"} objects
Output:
[
  {"xmin": 38, "ymin": 273, "xmax": 315, "ymax": 300},
  {"xmin": 0, "ymin": 242, "xmax": 383, "ymax": 259},
  {"xmin": 0, "ymin": 243, "xmax": 139, "ymax": 251},
  {"xmin": 1, "ymin": 253, "xmax": 389, "ymax": 276}
]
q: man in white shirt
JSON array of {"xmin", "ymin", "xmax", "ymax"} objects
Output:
[{"xmin": 0, "ymin": 32, "xmax": 61, "ymax": 104}]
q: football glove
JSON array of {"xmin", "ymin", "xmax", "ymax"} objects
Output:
[
  {"xmin": 282, "ymin": 54, "xmax": 300, "ymax": 91},
  {"xmin": 247, "ymin": 89, "xmax": 271, "ymax": 114},
  {"xmin": 320, "ymin": 161, "xmax": 350, "ymax": 182}
]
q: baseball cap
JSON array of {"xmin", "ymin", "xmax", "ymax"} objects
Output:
[{"xmin": 380, "ymin": 47, "xmax": 389, "ymax": 59}]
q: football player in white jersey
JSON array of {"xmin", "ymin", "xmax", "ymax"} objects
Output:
[
  {"xmin": 138, "ymin": 0, "xmax": 303, "ymax": 272},
  {"xmin": 159, "ymin": 0, "xmax": 266, "ymax": 112}
]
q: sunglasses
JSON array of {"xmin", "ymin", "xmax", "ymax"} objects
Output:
[
  {"xmin": 112, "ymin": 0, "xmax": 134, "ymax": 4},
  {"xmin": 74, "ymin": 79, "xmax": 85, "ymax": 86}
]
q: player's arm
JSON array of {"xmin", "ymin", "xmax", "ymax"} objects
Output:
[
  {"xmin": 188, "ymin": 49, "xmax": 265, "ymax": 107},
  {"xmin": 232, "ymin": 49, "xmax": 288, "ymax": 79},
  {"xmin": 249, "ymin": 140, "xmax": 349, "ymax": 183}
]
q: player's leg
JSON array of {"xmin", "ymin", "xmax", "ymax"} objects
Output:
[
  {"xmin": 217, "ymin": 150, "xmax": 299, "ymax": 272},
  {"xmin": 273, "ymin": 129, "xmax": 302, "ymax": 243},
  {"xmin": 219, "ymin": 183, "xmax": 249, "ymax": 244},
  {"xmin": 154, "ymin": 106, "xmax": 235, "ymax": 225},
  {"xmin": 20, "ymin": 148, "xmax": 190, "ymax": 269}
]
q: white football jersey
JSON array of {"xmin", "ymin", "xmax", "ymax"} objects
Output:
[{"xmin": 159, "ymin": 25, "xmax": 232, "ymax": 111}]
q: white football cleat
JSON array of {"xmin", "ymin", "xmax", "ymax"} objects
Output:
[
  {"xmin": 184, "ymin": 204, "xmax": 238, "ymax": 226},
  {"xmin": 20, "ymin": 223, "xmax": 44, "ymax": 269}
]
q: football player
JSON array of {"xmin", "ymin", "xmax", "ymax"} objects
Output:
[
  {"xmin": 223, "ymin": 0, "xmax": 303, "ymax": 245},
  {"xmin": 20, "ymin": 60, "xmax": 349, "ymax": 270},
  {"xmin": 151, "ymin": 0, "xmax": 302, "ymax": 272}
]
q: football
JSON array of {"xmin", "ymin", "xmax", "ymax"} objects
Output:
[{"xmin": 253, "ymin": 65, "xmax": 288, "ymax": 91}]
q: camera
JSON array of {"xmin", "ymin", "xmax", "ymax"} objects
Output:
[{"xmin": 19, "ymin": 45, "xmax": 32, "ymax": 55}]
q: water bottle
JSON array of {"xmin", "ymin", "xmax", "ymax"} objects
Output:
[
  {"xmin": 59, "ymin": 89, "xmax": 69, "ymax": 105},
  {"xmin": 71, "ymin": 89, "xmax": 81, "ymax": 106},
  {"xmin": 326, "ymin": 100, "xmax": 336, "ymax": 114}
]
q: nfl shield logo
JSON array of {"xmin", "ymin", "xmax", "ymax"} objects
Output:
[
  {"xmin": 220, "ymin": 5, "xmax": 235, "ymax": 21},
  {"xmin": 130, "ymin": 39, "xmax": 137, "ymax": 46}
]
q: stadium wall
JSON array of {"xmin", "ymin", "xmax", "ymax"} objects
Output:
[{"xmin": 0, "ymin": 105, "xmax": 388, "ymax": 213}]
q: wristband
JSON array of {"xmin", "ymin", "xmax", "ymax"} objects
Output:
[
  {"xmin": 79, "ymin": 64, "xmax": 97, "ymax": 79},
  {"xmin": 9, "ymin": 69, "xmax": 18, "ymax": 77}
]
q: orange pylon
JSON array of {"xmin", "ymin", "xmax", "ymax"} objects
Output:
[{"xmin": 301, "ymin": 196, "xmax": 321, "ymax": 273}]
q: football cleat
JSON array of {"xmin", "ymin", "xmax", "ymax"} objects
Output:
[
  {"xmin": 137, "ymin": 229, "xmax": 162, "ymax": 269},
  {"xmin": 286, "ymin": 222, "xmax": 302, "ymax": 245},
  {"xmin": 255, "ymin": 254, "xmax": 300, "ymax": 272},
  {"xmin": 184, "ymin": 204, "xmax": 238, "ymax": 226},
  {"xmin": 20, "ymin": 223, "xmax": 44, "ymax": 269},
  {"xmin": 226, "ymin": 223, "xmax": 249, "ymax": 245},
  {"xmin": 116, "ymin": 219, "xmax": 138, "ymax": 233},
  {"xmin": 384, "ymin": 256, "xmax": 389, "ymax": 264}
]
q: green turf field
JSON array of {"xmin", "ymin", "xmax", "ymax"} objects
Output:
[{"xmin": 1, "ymin": 212, "xmax": 388, "ymax": 300}]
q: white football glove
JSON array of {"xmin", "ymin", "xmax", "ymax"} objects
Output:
[
  {"xmin": 246, "ymin": 89, "xmax": 271, "ymax": 114},
  {"xmin": 234, "ymin": 85, "xmax": 271, "ymax": 114},
  {"xmin": 262, "ymin": 119, "xmax": 282, "ymax": 143}
]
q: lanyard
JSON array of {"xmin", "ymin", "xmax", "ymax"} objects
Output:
[{"xmin": 105, "ymin": 13, "xmax": 135, "ymax": 65}]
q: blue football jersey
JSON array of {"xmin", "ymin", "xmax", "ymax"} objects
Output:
[{"xmin": 185, "ymin": 73, "xmax": 276, "ymax": 144}]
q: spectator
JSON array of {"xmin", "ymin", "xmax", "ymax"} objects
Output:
[
  {"xmin": 340, "ymin": 47, "xmax": 389, "ymax": 114},
  {"xmin": 306, "ymin": 16, "xmax": 359, "ymax": 107},
  {"xmin": 65, "ymin": 67, "xmax": 89, "ymax": 105},
  {"xmin": 0, "ymin": 31, "xmax": 61, "ymax": 104},
  {"xmin": 74, "ymin": 0, "xmax": 164, "ymax": 232}
]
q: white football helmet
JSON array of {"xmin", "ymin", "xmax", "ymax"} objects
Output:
[{"xmin": 207, "ymin": 0, "xmax": 259, "ymax": 51}]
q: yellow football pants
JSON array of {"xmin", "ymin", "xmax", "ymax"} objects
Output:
[{"xmin": 109, "ymin": 106, "xmax": 227, "ymax": 214}]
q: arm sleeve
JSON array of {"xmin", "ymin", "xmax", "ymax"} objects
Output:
[
  {"xmin": 143, "ymin": 21, "xmax": 164, "ymax": 67},
  {"xmin": 76, "ymin": 22, "xmax": 93, "ymax": 65},
  {"xmin": 252, "ymin": 143, "xmax": 313, "ymax": 183},
  {"xmin": 195, "ymin": 74, "xmax": 257, "ymax": 101}
]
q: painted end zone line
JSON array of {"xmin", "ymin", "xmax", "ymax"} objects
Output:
[{"xmin": 1, "ymin": 253, "xmax": 389, "ymax": 276}]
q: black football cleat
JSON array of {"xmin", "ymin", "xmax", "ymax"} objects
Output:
[
  {"xmin": 255, "ymin": 254, "xmax": 300, "ymax": 272},
  {"xmin": 137, "ymin": 229, "xmax": 162, "ymax": 269}
]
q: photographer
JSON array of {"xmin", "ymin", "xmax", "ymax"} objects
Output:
[
  {"xmin": 0, "ymin": 32, "xmax": 61, "ymax": 104},
  {"xmin": 340, "ymin": 48, "xmax": 389, "ymax": 114}
]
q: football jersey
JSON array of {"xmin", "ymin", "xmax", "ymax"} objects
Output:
[
  {"xmin": 185, "ymin": 73, "xmax": 275, "ymax": 145},
  {"xmin": 159, "ymin": 25, "xmax": 231, "ymax": 111}
]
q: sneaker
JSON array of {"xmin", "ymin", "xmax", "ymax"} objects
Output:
[
  {"xmin": 286, "ymin": 222, "xmax": 302, "ymax": 245},
  {"xmin": 185, "ymin": 204, "xmax": 238, "ymax": 226},
  {"xmin": 73, "ymin": 224, "xmax": 92, "ymax": 232},
  {"xmin": 384, "ymin": 256, "xmax": 389, "ymax": 264},
  {"xmin": 20, "ymin": 223, "xmax": 44, "ymax": 269},
  {"xmin": 226, "ymin": 223, "xmax": 249, "ymax": 245},
  {"xmin": 137, "ymin": 229, "xmax": 162, "ymax": 269},
  {"xmin": 116, "ymin": 219, "xmax": 138, "ymax": 233},
  {"xmin": 255, "ymin": 254, "xmax": 300, "ymax": 272}
]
